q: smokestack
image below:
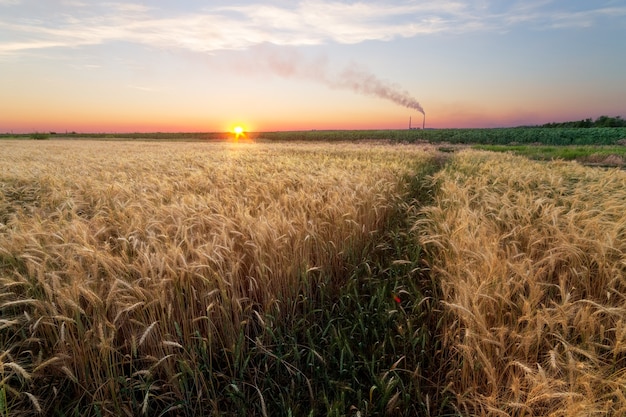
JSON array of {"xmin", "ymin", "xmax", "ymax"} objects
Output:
[
  {"xmin": 409, "ymin": 116, "xmax": 412, "ymax": 130},
  {"xmin": 422, "ymin": 113, "xmax": 425, "ymax": 130}
]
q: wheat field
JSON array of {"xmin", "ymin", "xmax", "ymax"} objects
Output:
[
  {"xmin": 417, "ymin": 150, "xmax": 626, "ymax": 416},
  {"xmin": 5, "ymin": 139, "xmax": 625, "ymax": 416},
  {"xmin": 0, "ymin": 140, "xmax": 438, "ymax": 415}
]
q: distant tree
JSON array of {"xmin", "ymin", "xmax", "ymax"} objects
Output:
[
  {"xmin": 541, "ymin": 116, "xmax": 626, "ymax": 128},
  {"xmin": 594, "ymin": 115, "xmax": 626, "ymax": 127},
  {"xmin": 595, "ymin": 115, "xmax": 611, "ymax": 127},
  {"xmin": 574, "ymin": 118, "xmax": 593, "ymax": 128}
]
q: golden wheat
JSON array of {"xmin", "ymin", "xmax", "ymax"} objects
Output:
[
  {"xmin": 418, "ymin": 150, "xmax": 626, "ymax": 416},
  {"xmin": 0, "ymin": 139, "xmax": 433, "ymax": 414}
]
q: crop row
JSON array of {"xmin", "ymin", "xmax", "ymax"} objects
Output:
[
  {"xmin": 418, "ymin": 151, "xmax": 626, "ymax": 415},
  {"xmin": 3, "ymin": 126, "xmax": 626, "ymax": 145}
]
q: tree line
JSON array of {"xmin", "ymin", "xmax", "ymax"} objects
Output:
[{"xmin": 541, "ymin": 115, "xmax": 626, "ymax": 128}]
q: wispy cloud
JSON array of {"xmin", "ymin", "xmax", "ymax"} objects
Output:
[
  {"xmin": 547, "ymin": 7, "xmax": 626, "ymax": 29},
  {"xmin": 1, "ymin": 1, "xmax": 624, "ymax": 56},
  {"xmin": 496, "ymin": 1, "xmax": 626, "ymax": 29},
  {"xmin": 127, "ymin": 84, "xmax": 157, "ymax": 92},
  {"xmin": 0, "ymin": 1, "xmax": 462, "ymax": 55}
]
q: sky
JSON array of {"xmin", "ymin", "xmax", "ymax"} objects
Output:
[{"xmin": 1, "ymin": 0, "xmax": 625, "ymax": 133}]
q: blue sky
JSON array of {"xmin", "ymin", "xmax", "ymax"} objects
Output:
[{"xmin": 1, "ymin": 0, "xmax": 625, "ymax": 132}]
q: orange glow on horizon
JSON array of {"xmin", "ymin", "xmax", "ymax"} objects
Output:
[{"xmin": 3, "ymin": 107, "xmax": 613, "ymax": 134}]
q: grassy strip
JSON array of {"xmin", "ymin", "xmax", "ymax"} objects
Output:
[
  {"xmin": 474, "ymin": 144, "xmax": 626, "ymax": 166},
  {"xmin": 208, "ymin": 231, "xmax": 439, "ymax": 416}
]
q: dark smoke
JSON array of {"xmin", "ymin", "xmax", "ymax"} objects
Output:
[
  {"xmin": 256, "ymin": 47, "xmax": 425, "ymax": 115},
  {"xmin": 332, "ymin": 65, "xmax": 424, "ymax": 115}
]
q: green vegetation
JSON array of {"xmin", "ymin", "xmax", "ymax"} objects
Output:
[
  {"xmin": 474, "ymin": 144, "xmax": 626, "ymax": 166},
  {"xmin": 4, "ymin": 124, "xmax": 626, "ymax": 146},
  {"xmin": 29, "ymin": 132, "xmax": 49, "ymax": 140},
  {"xmin": 542, "ymin": 115, "xmax": 626, "ymax": 128},
  {"xmin": 258, "ymin": 127, "xmax": 626, "ymax": 145},
  {"xmin": 209, "ymin": 200, "xmax": 450, "ymax": 416}
]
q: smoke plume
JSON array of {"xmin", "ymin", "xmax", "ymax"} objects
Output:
[
  {"xmin": 332, "ymin": 66, "xmax": 425, "ymax": 115},
  {"xmin": 253, "ymin": 46, "xmax": 425, "ymax": 115}
]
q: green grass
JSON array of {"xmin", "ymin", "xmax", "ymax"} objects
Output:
[
  {"xmin": 4, "ymin": 126, "xmax": 626, "ymax": 145},
  {"xmin": 29, "ymin": 132, "xmax": 50, "ymax": 140},
  {"xmin": 473, "ymin": 144, "xmax": 626, "ymax": 165}
]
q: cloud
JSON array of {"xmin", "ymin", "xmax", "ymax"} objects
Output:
[
  {"xmin": 547, "ymin": 7, "xmax": 626, "ymax": 29},
  {"xmin": 217, "ymin": 2, "xmax": 469, "ymax": 43},
  {"xmin": 59, "ymin": 0, "xmax": 87, "ymax": 6},
  {"xmin": 496, "ymin": 1, "xmax": 626, "ymax": 30},
  {"xmin": 1, "ymin": 1, "xmax": 625, "ymax": 56},
  {"xmin": 127, "ymin": 84, "xmax": 157, "ymax": 92}
]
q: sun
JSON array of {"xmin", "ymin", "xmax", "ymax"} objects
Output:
[
  {"xmin": 231, "ymin": 125, "xmax": 246, "ymax": 142},
  {"xmin": 229, "ymin": 124, "xmax": 253, "ymax": 142}
]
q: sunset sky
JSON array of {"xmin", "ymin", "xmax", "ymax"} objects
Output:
[{"xmin": 1, "ymin": 0, "xmax": 625, "ymax": 133}]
